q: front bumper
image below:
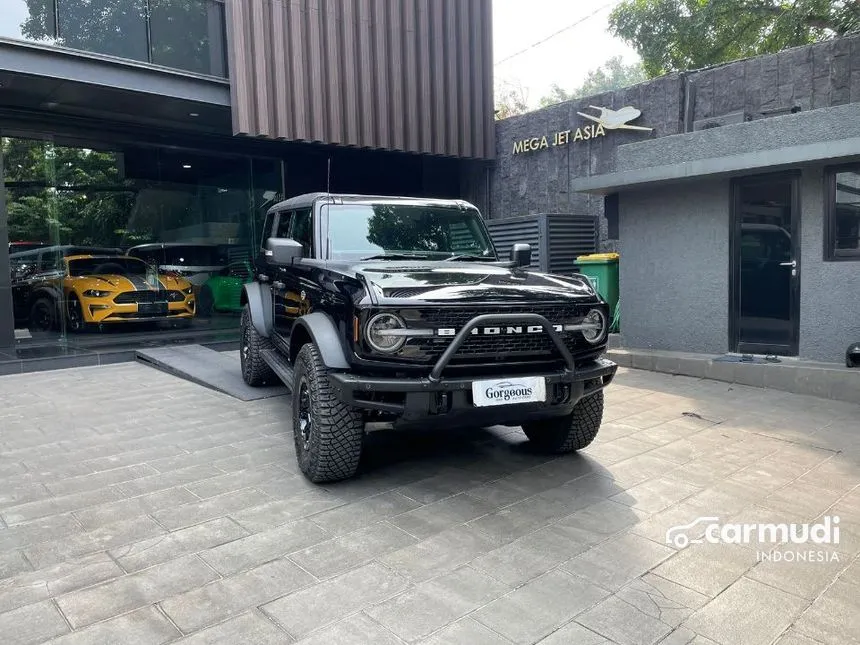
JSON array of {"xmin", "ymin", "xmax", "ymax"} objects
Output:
[{"xmin": 330, "ymin": 311, "xmax": 616, "ymax": 427}]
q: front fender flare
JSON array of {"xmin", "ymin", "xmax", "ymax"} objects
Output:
[
  {"xmin": 241, "ymin": 282, "xmax": 273, "ymax": 337},
  {"xmin": 292, "ymin": 312, "xmax": 350, "ymax": 369}
]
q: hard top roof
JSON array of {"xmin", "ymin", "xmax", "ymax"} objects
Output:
[{"xmin": 267, "ymin": 192, "xmax": 477, "ymax": 215}]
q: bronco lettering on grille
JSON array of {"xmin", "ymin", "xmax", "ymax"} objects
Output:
[{"xmin": 436, "ymin": 324, "xmax": 563, "ymax": 337}]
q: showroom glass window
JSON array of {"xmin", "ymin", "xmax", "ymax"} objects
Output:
[
  {"xmin": 0, "ymin": 1, "xmax": 227, "ymax": 77},
  {"xmin": 826, "ymin": 167, "xmax": 860, "ymax": 261},
  {"xmin": 2, "ymin": 135, "xmax": 282, "ymax": 348}
]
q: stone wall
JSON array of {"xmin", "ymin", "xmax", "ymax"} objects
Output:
[{"xmin": 490, "ymin": 35, "xmax": 860, "ymax": 251}]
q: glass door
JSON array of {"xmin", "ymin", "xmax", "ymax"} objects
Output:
[{"xmin": 730, "ymin": 174, "xmax": 800, "ymax": 355}]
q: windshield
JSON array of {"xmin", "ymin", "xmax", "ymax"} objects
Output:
[
  {"xmin": 67, "ymin": 257, "xmax": 149, "ymax": 276},
  {"xmin": 325, "ymin": 204, "xmax": 496, "ymax": 260}
]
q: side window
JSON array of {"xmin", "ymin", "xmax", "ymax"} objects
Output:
[
  {"xmin": 275, "ymin": 211, "xmax": 293, "ymax": 238},
  {"xmin": 290, "ymin": 208, "xmax": 313, "ymax": 256}
]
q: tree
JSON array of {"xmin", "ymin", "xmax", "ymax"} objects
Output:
[
  {"xmin": 538, "ymin": 57, "xmax": 647, "ymax": 108},
  {"xmin": 609, "ymin": 0, "xmax": 860, "ymax": 78},
  {"xmin": 494, "ymin": 81, "xmax": 530, "ymax": 120}
]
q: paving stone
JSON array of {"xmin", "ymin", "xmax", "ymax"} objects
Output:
[
  {"xmin": 775, "ymin": 629, "xmax": 834, "ymax": 645},
  {"xmin": 184, "ymin": 464, "xmax": 291, "ymax": 499},
  {"xmin": 73, "ymin": 486, "xmax": 200, "ymax": 530},
  {"xmin": 389, "ymin": 493, "xmax": 493, "ymax": 539},
  {"xmin": 0, "ymin": 599, "xmax": 69, "ymax": 645},
  {"xmin": 790, "ymin": 578, "xmax": 860, "ymax": 645},
  {"xmin": 200, "ymin": 518, "xmax": 329, "ymax": 576},
  {"xmin": 747, "ymin": 548, "xmax": 848, "ymax": 599},
  {"xmin": 0, "ymin": 482, "xmax": 51, "ymax": 506},
  {"xmin": 1, "ymin": 486, "xmax": 123, "ymax": 525},
  {"xmin": 473, "ymin": 570, "xmax": 610, "ymax": 644},
  {"xmin": 161, "ymin": 557, "xmax": 315, "ymax": 633},
  {"xmin": 553, "ymin": 500, "xmax": 650, "ymax": 542},
  {"xmin": 379, "ymin": 524, "xmax": 502, "ymax": 582},
  {"xmin": 534, "ymin": 621, "xmax": 611, "ymax": 644},
  {"xmin": 652, "ymin": 541, "xmax": 759, "ymax": 597},
  {"xmin": 229, "ymin": 490, "xmax": 346, "ymax": 533},
  {"xmin": 394, "ymin": 469, "xmax": 493, "ymax": 504},
  {"xmin": 297, "ymin": 613, "xmax": 403, "ymax": 645},
  {"xmin": 289, "ymin": 521, "xmax": 416, "ymax": 579},
  {"xmin": 564, "ymin": 533, "xmax": 675, "ymax": 591},
  {"xmin": 47, "ymin": 606, "xmax": 180, "ymax": 645},
  {"xmin": 367, "ymin": 567, "xmax": 509, "ymax": 641},
  {"xmin": 0, "ymin": 551, "xmax": 31, "ymax": 581},
  {"xmin": 471, "ymin": 524, "xmax": 595, "ymax": 587},
  {"xmin": 151, "ymin": 488, "xmax": 274, "ymax": 531},
  {"xmin": 611, "ymin": 477, "xmax": 702, "ymax": 514},
  {"xmin": 685, "ymin": 577, "xmax": 808, "ymax": 645},
  {"xmin": 307, "ymin": 491, "xmax": 421, "ymax": 535},
  {"xmin": 55, "ymin": 553, "xmax": 219, "ymax": 628},
  {"xmin": 110, "ymin": 517, "xmax": 248, "ymax": 572},
  {"xmin": 114, "ymin": 464, "xmax": 225, "ymax": 498},
  {"xmin": 578, "ymin": 595, "xmax": 674, "ymax": 645},
  {"xmin": 174, "ymin": 610, "xmax": 291, "ymax": 644},
  {"xmin": 0, "ymin": 552, "xmax": 122, "ymax": 614},
  {"xmin": 615, "ymin": 573, "xmax": 708, "ymax": 628},
  {"xmin": 45, "ymin": 464, "xmax": 158, "ymax": 496},
  {"xmin": 421, "ymin": 617, "xmax": 514, "ymax": 645},
  {"xmin": 657, "ymin": 627, "xmax": 720, "ymax": 645},
  {"xmin": 261, "ymin": 561, "xmax": 409, "ymax": 638}
]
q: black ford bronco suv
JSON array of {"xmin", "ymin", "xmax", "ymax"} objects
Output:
[{"xmin": 240, "ymin": 193, "xmax": 617, "ymax": 482}]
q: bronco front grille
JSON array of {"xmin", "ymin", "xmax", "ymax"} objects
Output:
[{"xmin": 399, "ymin": 304, "xmax": 596, "ymax": 365}]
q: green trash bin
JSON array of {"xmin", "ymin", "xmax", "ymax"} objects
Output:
[{"xmin": 574, "ymin": 253, "xmax": 619, "ymax": 319}]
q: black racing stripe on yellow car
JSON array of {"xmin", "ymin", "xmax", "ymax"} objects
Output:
[{"xmin": 126, "ymin": 275, "xmax": 157, "ymax": 291}]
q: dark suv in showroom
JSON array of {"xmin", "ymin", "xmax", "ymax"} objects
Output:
[{"xmin": 240, "ymin": 193, "xmax": 617, "ymax": 482}]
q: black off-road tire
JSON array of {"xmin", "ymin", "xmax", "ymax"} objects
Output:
[
  {"xmin": 29, "ymin": 297, "xmax": 58, "ymax": 332},
  {"xmin": 293, "ymin": 343, "xmax": 364, "ymax": 483},
  {"xmin": 240, "ymin": 305, "xmax": 276, "ymax": 386},
  {"xmin": 522, "ymin": 390, "xmax": 604, "ymax": 453}
]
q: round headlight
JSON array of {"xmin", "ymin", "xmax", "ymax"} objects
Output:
[
  {"xmin": 582, "ymin": 308, "xmax": 607, "ymax": 344},
  {"xmin": 366, "ymin": 313, "xmax": 406, "ymax": 353}
]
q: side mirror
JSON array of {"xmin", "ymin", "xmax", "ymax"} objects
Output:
[
  {"xmin": 510, "ymin": 243, "xmax": 532, "ymax": 268},
  {"xmin": 265, "ymin": 238, "xmax": 303, "ymax": 265}
]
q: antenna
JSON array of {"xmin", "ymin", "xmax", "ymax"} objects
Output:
[{"xmin": 326, "ymin": 157, "xmax": 331, "ymax": 194}]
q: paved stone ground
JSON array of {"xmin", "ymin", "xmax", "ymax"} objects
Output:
[{"xmin": 1, "ymin": 363, "xmax": 858, "ymax": 645}]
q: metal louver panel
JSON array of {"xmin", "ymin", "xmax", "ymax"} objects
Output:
[
  {"xmin": 485, "ymin": 214, "xmax": 597, "ymax": 274},
  {"xmin": 225, "ymin": 0, "xmax": 495, "ymax": 160},
  {"xmin": 546, "ymin": 214, "xmax": 598, "ymax": 275},
  {"xmin": 485, "ymin": 216, "xmax": 542, "ymax": 270}
]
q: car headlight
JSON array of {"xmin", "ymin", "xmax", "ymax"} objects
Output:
[
  {"xmin": 83, "ymin": 289, "xmax": 111, "ymax": 298},
  {"xmin": 581, "ymin": 308, "xmax": 607, "ymax": 344},
  {"xmin": 365, "ymin": 313, "xmax": 406, "ymax": 353},
  {"xmin": 183, "ymin": 286, "xmax": 193, "ymax": 294}
]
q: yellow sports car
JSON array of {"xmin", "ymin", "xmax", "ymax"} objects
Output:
[{"xmin": 61, "ymin": 255, "xmax": 196, "ymax": 330}]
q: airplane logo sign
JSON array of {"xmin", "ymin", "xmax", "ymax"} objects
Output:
[
  {"xmin": 511, "ymin": 104, "xmax": 651, "ymax": 154},
  {"xmin": 577, "ymin": 105, "xmax": 653, "ymax": 132}
]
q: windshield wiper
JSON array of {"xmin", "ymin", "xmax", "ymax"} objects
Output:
[
  {"xmin": 443, "ymin": 254, "xmax": 492, "ymax": 262},
  {"xmin": 360, "ymin": 253, "xmax": 431, "ymax": 261}
]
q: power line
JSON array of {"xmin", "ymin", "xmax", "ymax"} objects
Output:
[{"xmin": 494, "ymin": 0, "xmax": 622, "ymax": 67}]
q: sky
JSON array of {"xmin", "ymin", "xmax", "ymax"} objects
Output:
[{"xmin": 492, "ymin": 0, "xmax": 641, "ymax": 108}]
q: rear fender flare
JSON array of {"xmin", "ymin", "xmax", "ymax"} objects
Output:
[
  {"xmin": 241, "ymin": 282, "xmax": 273, "ymax": 337},
  {"xmin": 292, "ymin": 312, "xmax": 350, "ymax": 369}
]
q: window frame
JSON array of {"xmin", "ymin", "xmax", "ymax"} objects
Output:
[{"xmin": 825, "ymin": 164, "xmax": 860, "ymax": 262}]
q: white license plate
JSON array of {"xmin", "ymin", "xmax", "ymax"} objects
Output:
[{"xmin": 472, "ymin": 376, "xmax": 547, "ymax": 407}]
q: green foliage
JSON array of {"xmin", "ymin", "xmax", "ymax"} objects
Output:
[
  {"xmin": 494, "ymin": 81, "xmax": 530, "ymax": 120},
  {"xmin": 538, "ymin": 57, "xmax": 647, "ymax": 108},
  {"xmin": 609, "ymin": 0, "xmax": 860, "ymax": 78}
]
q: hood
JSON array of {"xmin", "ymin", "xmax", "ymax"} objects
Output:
[
  {"xmin": 347, "ymin": 261, "xmax": 598, "ymax": 302},
  {"xmin": 69, "ymin": 273, "xmax": 191, "ymax": 291}
]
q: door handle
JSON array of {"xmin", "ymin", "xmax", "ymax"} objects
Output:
[{"xmin": 779, "ymin": 260, "xmax": 796, "ymax": 268}]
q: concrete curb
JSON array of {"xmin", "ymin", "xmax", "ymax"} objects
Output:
[{"xmin": 607, "ymin": 348, "xmax": 860, "ymax": 404}]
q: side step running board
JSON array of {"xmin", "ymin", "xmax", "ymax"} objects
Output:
[{"xmin": 260, "ymin": 349, "xmax": 295, "ymax": 393}]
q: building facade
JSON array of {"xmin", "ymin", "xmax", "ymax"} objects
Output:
[
  {"xmin": 492, "ymin": 35, "xmax": 860, "ymax": 363},
  {"xmin": 0, "ymin": 0, "xmax": 494, "ymax": 372}
]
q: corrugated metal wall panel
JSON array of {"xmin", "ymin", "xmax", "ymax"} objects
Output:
[
  {"xmin": 485, "ymin": 217, "xmax": 542, "ymax": 271},
  {"xmin": 226, "ymin": 0, "xmax": 494, "ymax": 160},
  {"xmin": 546, "ymin": 213, "xmax": 598, "ymax": 275}
]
